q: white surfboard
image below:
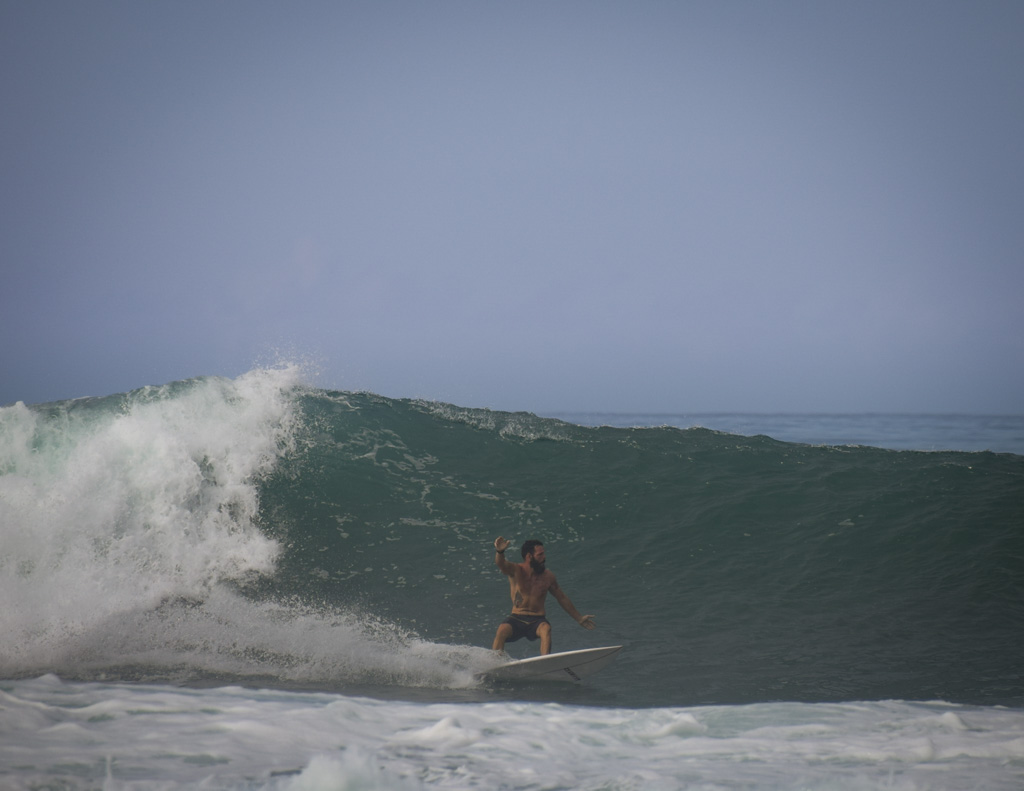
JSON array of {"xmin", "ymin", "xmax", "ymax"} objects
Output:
[{"xmin": 478, "ymin": 645, "xmax": 623, "ymax": 683}]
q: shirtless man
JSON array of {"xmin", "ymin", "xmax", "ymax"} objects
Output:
[{"xmin": 491, "ymin": 536, "xmax": 596, "ymax": 656}]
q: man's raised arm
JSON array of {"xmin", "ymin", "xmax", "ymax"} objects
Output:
[{"xmin": 494, "ymin": 536, "xmax": 516, "ymax": 575}]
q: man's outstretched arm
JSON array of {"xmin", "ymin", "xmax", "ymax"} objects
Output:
[{"xmin": 550, "ymin": 578, "xmax": 596, "ymax": 629}]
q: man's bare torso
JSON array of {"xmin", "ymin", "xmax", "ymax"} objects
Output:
[{"xmin": 509, "ymin": 565, "xmax": 556, "ymax": 616}]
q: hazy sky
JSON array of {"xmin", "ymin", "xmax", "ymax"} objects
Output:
[{"xmin": 3, "ymin": 1, "xmax": 1022, "ymax": 413}]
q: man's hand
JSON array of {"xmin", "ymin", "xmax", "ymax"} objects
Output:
[
  {"xmin": 578, "ymin": 615, "xmax": 596, "ymax": 630},
  {"xmin": 494, "ymin": 536, "xmax": 512, "ymax": 553}
]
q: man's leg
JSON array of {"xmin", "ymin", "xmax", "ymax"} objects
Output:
[
  {"xmin": 492, "ymin": 623, "xmax": 514, "ymax": 652},
  {"xmin": 537, "ymin": 621, "xmax": 552, "ymax": 655}
]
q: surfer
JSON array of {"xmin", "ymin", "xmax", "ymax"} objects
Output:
[{"xmin": 491, "ymin": 537, "xmax": 595, "ymax": 655}]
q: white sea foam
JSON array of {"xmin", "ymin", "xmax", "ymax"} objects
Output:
[
  {"xmin": 0, "ymin": 368, "xmax": 301, "ymax": 674},
  {"xmin": 1, "ymin": 676, "xmax": 1023, "ymax": 790}
]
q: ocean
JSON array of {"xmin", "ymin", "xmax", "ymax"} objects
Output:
[{"xmin": 2, "ymin": 366, "xmax": 1023, "ymax": 790}]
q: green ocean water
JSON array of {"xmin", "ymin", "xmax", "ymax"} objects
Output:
[
  {"xmin": 3, "ymin": 371, "xmax": 1023, "ymax": 708},
  {"xmin": 252, "ymin": 390, "xmax": 1024, "ymax": 706}
]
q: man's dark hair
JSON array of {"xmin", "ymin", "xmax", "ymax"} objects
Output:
[{"xmin": 521, "ymin": 539, "xmax": 543, "ymax": 559}]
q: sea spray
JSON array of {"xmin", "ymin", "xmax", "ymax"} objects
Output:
[
  {"xmin": 0, "ymin": 368, "xmax": 300, "ymax": 674},
  {"xmin": 46, "ymin": 587, "xmax": 493, "ymax": 688}
]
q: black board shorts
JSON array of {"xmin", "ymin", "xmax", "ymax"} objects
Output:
[{"xmin": 502, "ymin": 613, "xmax": 550, "ymax": 642}]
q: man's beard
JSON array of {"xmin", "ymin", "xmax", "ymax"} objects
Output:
[{"xmin": 530, "ymin": 558, "xmax": 546, "ymax": 574}]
